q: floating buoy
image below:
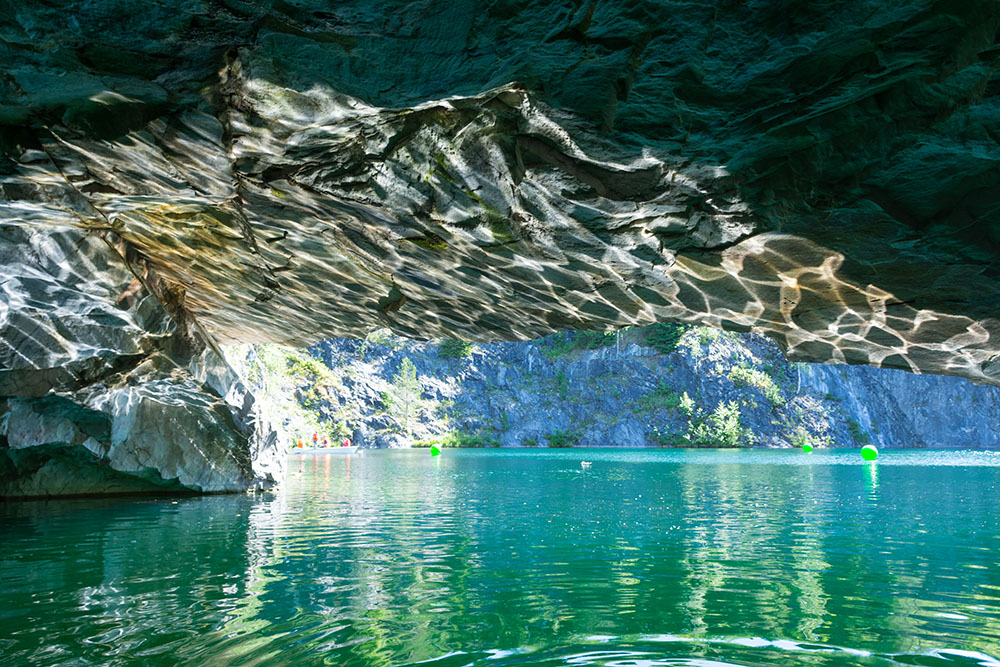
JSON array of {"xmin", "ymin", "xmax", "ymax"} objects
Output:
[
  {"xmin": 430, "ymin": 445, "xmax": 441, "ymax": 456},
  {"xmin": 802, "ymin": 443, "xmax": 813, "ymax": 453},
  {"xmin": 861, "ymin": 445, "xmax": 879, "ymax": 461}
]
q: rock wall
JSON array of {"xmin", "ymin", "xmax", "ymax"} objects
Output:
[
  {"xmin": 303, "ymin": 329, "xmax": 1000, "ymax": 449},
  {"xmin": 798, "ymin": 364, "xmax": 1000, "ymax": 449},
  {"xmin": 2, "ymin": 1, "xmax": 1000, "ymax": 493},
  {"xmin": 0, "ymin": 221, "xmax": 282, "ymax": 497}
]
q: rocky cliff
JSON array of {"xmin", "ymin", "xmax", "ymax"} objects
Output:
[
  {"xmin": 0, "ymin": 222, "xmax": 283, "ymax": 497},
  {"xmin": 285, "ymin": 327, "xmax": 1000, "ymax": 450},
  {"xmin": 2, "ymin": 1, "xmax": 1000, "ymax": 493}
]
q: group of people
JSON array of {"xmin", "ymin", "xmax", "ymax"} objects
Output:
[{"xmin": 295, "ymin": 433, "xmax": 352, "ymax": 448}]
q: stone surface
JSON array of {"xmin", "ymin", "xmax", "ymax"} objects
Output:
[
  {"xmin": 0, "ymin": 220, "xmax": 282, "ymax": 496},
  {"xmin": 0, "ymin": 0, "xmax": 998, "ymax": 384},
  {"xmin": 305, "ymin": 330, "xmax": 1000, "ymax": 450},
  {"xmin": 2, "ymin": 1, "xmax": 1000, "ymax": 493}
]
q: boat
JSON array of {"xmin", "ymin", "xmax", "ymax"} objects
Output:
[{"xmin": 292, "ymin": 446, "xmax": 359, "ymax": 455}]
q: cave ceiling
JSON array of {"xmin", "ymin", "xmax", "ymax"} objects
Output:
[{"xmin": 1, "ymin": 0, "xmax": 999, "ymax": 383}]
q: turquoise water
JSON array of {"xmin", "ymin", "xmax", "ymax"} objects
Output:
[{"xmin": 2, "ymin": 449, "xmax": 1000, "ymax": 666}]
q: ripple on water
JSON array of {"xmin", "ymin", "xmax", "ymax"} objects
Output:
[{"xmin": 1, "ymin": 450, "xmax": 1000, "ymax": 666}]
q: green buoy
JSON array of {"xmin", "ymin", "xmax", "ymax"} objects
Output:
[
  {"xmin": 861, "ymin": 445, "xmax": 878, "ymax": 461},
  {"xmin": 430, "ymin": 445, "xmax": 441, "ymax": 457},
  {"xmin": 802, "ymin": 443, "xmax": 813, "ymax": 453}
]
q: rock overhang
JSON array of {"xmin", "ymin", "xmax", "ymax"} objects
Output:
[{"xmin": 1, "ymin": 0, "xmax": 998, "ymax": 387}]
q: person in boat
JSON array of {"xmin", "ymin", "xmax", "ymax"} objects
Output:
[{"xmin": 342, "ymin": 438, "xmax": 352, "ymax": 447}]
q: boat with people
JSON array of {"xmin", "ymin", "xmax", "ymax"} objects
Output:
[
  {"xmin": 294, "ymin": 445, "xmax": 359, "ymax": 454},
  {"xmin": 291, "ymin": 435, "xmax": 358, "ymax": 454}
]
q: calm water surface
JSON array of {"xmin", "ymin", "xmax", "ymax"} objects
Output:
[{"xmin": 2, "ymin": 449, "xmax": 1000, "ymax": 666}]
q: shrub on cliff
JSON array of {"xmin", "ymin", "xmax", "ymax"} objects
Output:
[
  {"xmin": 547, "ymin": 429, "xmax": 581, "ymax": 448},
  {"xmin": 728, "ymin": 365, "xmax": 785, "ymax": 407},
  {"xmin": 688, "ymin": 401, "xmax": 755, "ymax": 447},
  {"xmin": 643, "ymin": 322, "xmax": 690, "ymax": 354},
  {"xmin": 439, "ymin": 340, "xmax": 474, "ymax": 358},
  {"xmin": 382, "ymin": 358, "xmax": 423, "ymax": 436},
  {"xmin": 413, "ymin": 430, "xmax": 499, "ymax": 448},
  {"xmin": 541, "ymin": 330, "xmax": 617, "ymax": 359},
  {"xmin": 847, "ymin": 418, "xmax": 871, "ymax": 445}
]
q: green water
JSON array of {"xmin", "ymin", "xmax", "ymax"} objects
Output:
[{"xmin": 2, "ymin": 449, "xmax": 1000, "ymax": 667}]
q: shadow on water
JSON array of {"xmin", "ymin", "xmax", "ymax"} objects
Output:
[{"xmin": 2, "ymin": 449, "xmax": 1000, "ymax": 666}]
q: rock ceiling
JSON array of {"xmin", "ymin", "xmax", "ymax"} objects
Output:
[{"xmin": 2, "ymin": 0, "xmax": 999, "ymax": 383}]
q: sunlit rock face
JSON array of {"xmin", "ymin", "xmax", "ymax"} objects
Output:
[
  {"xmin": 0, "ymin": 221, "xmax": 283, "ymax": 496},
  {"xmin": 1, "ymin": 0, "xmax": 999, "ymax": 493},
  {"xmin": 3, "ymin": 0, "xmax": 999, "ymax": 382}
]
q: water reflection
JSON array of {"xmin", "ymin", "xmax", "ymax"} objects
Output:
[{"xmin": 1, "ymin": 450, "xmax": 999, "ymax": 666}]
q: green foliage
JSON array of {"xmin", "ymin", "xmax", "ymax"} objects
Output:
[
  {"xmin": 555, "ymin": 369, "xmax": 568, "ymax": 399},
  {"xmin": 637, "ymin": 381, "xmax": 682, "ymax": 412},
  {"xmin": 789, "ymin": 426, "xmax": 827, "ymax": 450},
  {"xmin": 650, "ymin": 424, "xmax": 687, "ymax": 447},
  {"xmin": 383, "ymin": 358, "xmax": 423, "ymax": 436},
  {"xmin": 541, "ymin": 330, "xmax": 617, "ymax": 359},
  {"xmin": 498, "ymin": 410, "xmax": 510, "ymax": 431},
  {"xmin": 679, "ymin": 391, "xmax": 696, "ymax": 417},
  {"xmin": 412, "ymin": 430, "xmax": 500, "ymax": 448},
  {"xmin": 432, "ymin": 152, "xmax": 456, "ymax": 184},
  {"xmin": 727, "ymin": 365, "xmax": 785, "ymax": 407},
  {"xmin": 541, "ymin": 332, "xmax": 575, "ymax": 359},
  {"xmin": 487, "ymin": 217, "xmax": 515, "ymax": 244},
  {"xmin": 241, "ymin": 344, "xmax": 338, "ymax": 444},
  {"xmin": 439, "ymin": 339, "xmax": 474, "ymax": 358},
  {"xmin": 576, "ymin": 330, "xmax": 617, "ymax": 350},
  {"xmin": 643, "ymin": 322, "xmax": 690, "ymax": 354},
  {"xmin": 366, "ymin": 328, "xmax": 392, "ymax": 346},
  {"xmin": 523, "ymin": 437, "xmax": 538, "ymax": 447},
  {"xmin": 407, "ymin": 234, "xmax": 448, "ymax": 250},
  {"xmin": 688, "ymin": 401, "xmax": 754, "ymax": 448},
  {"xmin": 847, "ymin": 418, "xmax": 871, "ymax": 445},
  {"xmin": 546, "ymin": 429, "xmax": 581, "ymax": 448},
  {"xmin": 698, "ymin": 327, "xmax": 724, "ymax": 345},
  {"xmin": 331, "ymin": 420, "xmax": 352, "ymax": 440}
]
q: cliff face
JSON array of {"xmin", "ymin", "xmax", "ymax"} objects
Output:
[
  {"xmin": 797, "ymin": 364, "xmax": 1000, "ymax": 449},
  {"xmin": 300, "ymin": 329, "xmax": 1000, "ymax": 450},
  {"xmin": 0, "ymin": 222, "xmax": 283, "ymax": 497},
  {"xmin": 2, "ymin": 1, "xmax": 1000, "ymax": 493}
]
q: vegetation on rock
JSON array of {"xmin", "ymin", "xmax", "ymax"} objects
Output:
[
  {"xmin": 438, "ymin": 340, "xmax": 474, "ymax": 358},
  {"xmin": 727, "ymin": 365, "xmax": 785, "ymax": 407},
  {"xmin": 847, "ymin": 418, "xmax": 872, "ymax": 445},
  {"xmin": 546, "ymin": 430, "xmax": 582, "ymax": 448},
  {"xmin": 381, "ymin": 358, "xmax": 424, "ymax": 436},
  {"xmin": 256, "ymin": 322, "xmax": 1000, "ymax": 451}
]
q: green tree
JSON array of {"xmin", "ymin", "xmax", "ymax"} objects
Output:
[
  {"xmin": 383, "ymin": 357, "xmax": 423, "ymax": 436},
  {"xmin": 439, "ymin": 339, "xmax": 474, "ymax": 358},
  {"xmin": 688, "ymin": 401, "xmax": 754, "ymax": 447}
]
